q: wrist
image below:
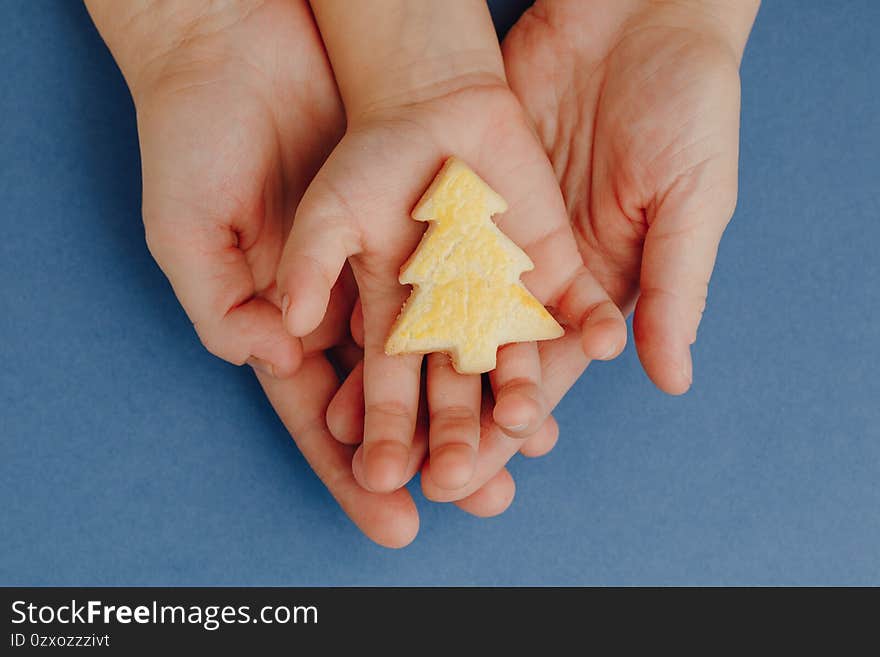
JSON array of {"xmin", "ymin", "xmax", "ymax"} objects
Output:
[
  {"xmin": 309, "ymin": 0, "xmax": 507, "ymax": 125},
  {"xmin": 85, "ymin": 0, "xmax": 257, "ymax": 101},
  {"xmin": 675, "ymin": 0, "xmax": 761, "ymax": 61},
  {"xmin": 346, "ymin": 65, "xmax": 509, "ymax": 127},
  {"xmin": 537, "ymin": 0, "xmax": 758, "ymax": 63}
]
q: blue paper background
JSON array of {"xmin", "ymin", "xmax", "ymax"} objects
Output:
[{"xmin": 1, "ymin": 1, "xmax": 878, "ymax": 585}]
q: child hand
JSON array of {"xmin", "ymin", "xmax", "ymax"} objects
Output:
[{"xmin": 276, "ymin": 1, "xmax": 627, "ymax": 493}]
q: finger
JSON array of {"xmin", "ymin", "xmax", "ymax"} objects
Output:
[
  {"xmin": 326, "ymin": 360, "xmax": 364, "ymax": 445},
  {"xmin": 490, "ymin": 341, "xmax": 547, "ymax": 438},
  {"xmin": 350, "ymin": 297, "xmax": 364, "ymax": 348},
  {"xmin": 257, "ymin": 353, "xmax": 418, "ymax": 548},
  {"xmin": 423, "ymin": 330, "xmax": 588, "ymax": 502},
  {"xmin": 276, "ymin": 193, "xmax": 360, "ymax": 338},
  {"xmin": 144, "ymin": 221, "xmax": 303, "ymax": 378},
  {"xmin": 518, "ymin": 415, "xmax": 559, "ymax": 458},
  {"xmin": 480, "ymin": 146, "xmax": 627, "ymax": 364},
  {"xmin": 425, "ymin": 353, "xmax": 481, "ymax": 490},
  {"xmin": 359, "ymin": 285, "xmax": 423, "ymax": 493},
  {"xmin": 453, "ymin": 468, "xmax": 516, "ymax": 518},
  {"xmin": 634, "ymin": 181, "xmax": 736, "ymax": 395},
  {"xmin": 361, "ymin": 346, "xmax": 422, "ymax": 492},
  {"xmin": 353, "ymin": 412, "xmax": 428, "ymax": 491},
  {"xmin": 556, "ymin": 268, "xmax": 628, "ymax": 363},
  {"xmin": 354, "ymin": 385, "xmax": 428, "ymax": 490},
  {"xmin": 301, "ymin": 263, "xmax": 357, "ymax": 354}
]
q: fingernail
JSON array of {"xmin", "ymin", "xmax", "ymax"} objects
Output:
[
  {"xmin": 503, "ymin": 422, "xmax": 529, "ymax": 432},
  {"xmin": 601, "ymin": 341, "xmax": 623, "ymax": 361},
  {"xmin": 280, "ymin": 294, "xmax": 290, "ymax": 319},
  {"xmin": 247, "ymin": 357, "xmax": 274, "ymax": 377}
]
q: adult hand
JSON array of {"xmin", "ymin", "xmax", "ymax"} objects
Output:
[
  {"xmin": 86, "ymin": 0, "xmax": 346, "ymax": 376},
  {"xmin": 504, "ymin": 0, "xmax": 759, "ymax": 393}
]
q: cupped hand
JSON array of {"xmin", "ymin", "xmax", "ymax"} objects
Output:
[
  {"xmin": 504, "ymin": 0, "xmax": 759, "ymax": 393},
  {"xmin": 278, "ymin": 81, "xmax": 627, "ymax": 494},
  {"xmin": 407, "ymin": 0, "xmax": 760, "ymax": 506},
  {"xmin": 116, "ymin": 0, "xmax": 347, "ymax": 377},
  {"xmin": 87, "ymin": 0, "xmax": 539, "ymax": 546}
]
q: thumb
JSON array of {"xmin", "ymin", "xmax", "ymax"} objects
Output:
[
  {"xmin": 144, "ymin": 216, "xmax": 303, "ymax": 378},
  {"xmin": 633, "ymin": 174, "xmax": 737, "ymax": 394},
  {"xmin": 276, "ymin": 188, "xmax": 360, "ymax": 338}
]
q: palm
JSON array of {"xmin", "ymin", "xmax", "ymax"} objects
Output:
[
  {"xmin": 307, "ymin": 86, "xmax": 583, "ymax": 301},
  {"xmin": 504, "ymin": 0, "xmax": 741, "ymax": 316},
  {"xmin": 291, "ymin": 82, "xmax": 625, "ymax": 493}
]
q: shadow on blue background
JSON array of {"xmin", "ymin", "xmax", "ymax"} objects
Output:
[{"xmin": 1, "ymin": 1, "xmax": 877, "ymax": 585}]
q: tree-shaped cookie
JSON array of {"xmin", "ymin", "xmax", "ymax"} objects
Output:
[{"xmin": 385, "ymin": 157, "xmax": 563, "ymax": 374}]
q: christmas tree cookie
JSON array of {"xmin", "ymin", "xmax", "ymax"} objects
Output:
[{"xmin": 385, "ymin": 157, "xmax": 563, "ymax": 374}]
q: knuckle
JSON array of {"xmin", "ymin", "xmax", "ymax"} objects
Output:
[
  {"xmin": 297, "ymin": 252, "xmax": 338, "ymax": 293},
  {"xmin": 296, "ymin": 178, "xmax": 360, "ymax": 242},
  {"xmin": 429, "ymin": 405, "xmax": 478, "ymax": 430},
  {"xmin": 141, "ymin": 208, "xmax": 187, "ymax": 269},
  {"xmin": 637, "ymin": 285, "xmax": 708, "ymax": 340},
  {"xmin": 365, "ymin": 400, "xmax": 414, "ymax": 424},
  {"xmin": 194, "ymin": 322, "xmax": 243, "ymax": 365},
  {"xmin": 582, "ymin": 298, "xmax": 622, "ymax": 324},
  {"xmin": 497, "ymin": 377, "xmax": 540, "ymax": 399}
]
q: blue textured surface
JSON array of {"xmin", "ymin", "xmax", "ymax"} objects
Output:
[{"xmin": 1, "ymin": 1, "xmax": 878, "ymax": 585}]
